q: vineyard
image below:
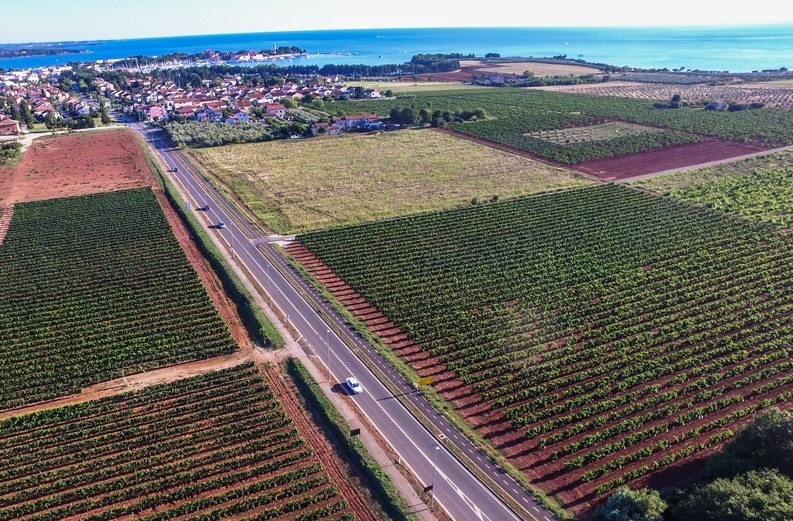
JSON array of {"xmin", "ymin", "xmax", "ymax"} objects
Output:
[
  {"xmin": 331, "ymin": 89, "xmax": 793, "ymax": 163},
  {"xmin": 0, "ymin": 188, "xmax": 236, "ymax": 410},
  {"xmin": 635, "ymin": 150, "xmax": 793, "ymax": 229},
  {"xmin": 0, "ymin": 362, "xmax": 359, "ymax": 520},
  {"xmin": 536, "ymin": 81, "xmax": 793, "ymax": 110},
  {"xmin": 297, "ymin": 184, "xmax": 793, "ymax": 513},
  {"xmin": 526, "ymin": 122, "xmax": 662, "ymax": 146}
]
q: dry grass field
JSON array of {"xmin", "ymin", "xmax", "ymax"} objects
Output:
[
  {"xmin": 348, "ymin": 81, "xmax": 487, "ymax": 93},
  {"xmin": 189, "ymin": 129, "xmax": 593, "ymax": 233},
  {"xmin": 460, "ymin": 59, "xmax": 601, "ymax": 76}
]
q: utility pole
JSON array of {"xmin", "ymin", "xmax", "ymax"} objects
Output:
[
  {"xmin": 430, "ymin": 445, "xmax": 440, "ymax": 508},
  {"xmin": 326, "ymin": 329, "xmax": 331, "ymax": 381}
]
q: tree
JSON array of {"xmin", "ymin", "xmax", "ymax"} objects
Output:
[
  {"xmin": 707, "ymin": 408, "xmax": 793, "ymax": 479},
  {"xmin": 399, "ymin": 107, "xmax": 416, "ymax": 126},
  {"xmin": 671, "ymin": 470, "xmax": 793, "ymax": 521},
  {"xmin": 282, "ymin": 98, "xmax": 298, "ymax": 109},
  {"xmin": 418, "ymin": 109, "xmax": 430, "ymax": 125},
  {"xmin": 595, "ymin": 488, "xmax": 666, "ymax": 521},
  {"xmin": 20, "ymin": 100, "xmax": 34, "ymax": 127},
  {"xmin": 384, "ymin": 89, "xmax": 394, "ymax": 98}
]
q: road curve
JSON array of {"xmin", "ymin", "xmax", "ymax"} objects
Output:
[{"xmin": 132, "ymin": 123, "xmax": 559, "ymax": 521}]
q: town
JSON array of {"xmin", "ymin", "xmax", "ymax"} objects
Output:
[{"xmin": 0, "ymin": 57, "xmax": 392, "ymax": 145}]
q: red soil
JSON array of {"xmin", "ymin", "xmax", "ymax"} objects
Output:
[
  {"xmin": 435, "ymin": 127, "xmax": 774, "ymax": 182},
  {"xmin": 575, "ymin": 138, "xmax": 772, "ymax": 181},
  {"xmin": 0, "ymin": 130, "xmax": 153, "ymax": 205}
]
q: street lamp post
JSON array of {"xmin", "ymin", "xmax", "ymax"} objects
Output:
[
  {"xmin": 326, "ymin": 329, "xmax": 331, "ymax": 381},
  {"xmin": 430, "ymin": 445, "xmax": 440, "ymax": 508}
]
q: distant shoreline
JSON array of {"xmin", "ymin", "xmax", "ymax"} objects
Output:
[{"xmin": 1, "ymin": 26, "xmax": 791, "ymax": 73}]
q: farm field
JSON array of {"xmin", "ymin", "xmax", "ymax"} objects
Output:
[
  {"xmin": 0, "ymin": 129, "xmax": 153, "ymax": 206},
  {"xmin": 348, "ymin": 81, "xmax": 488, "ymax": 93},
  {"xmin": 331, "ymin": 89, "xmax": 793, "ymax": 167},
  {"xmin": 188, "ymin": 129, "xmax": 593, "ymax": 233},
  {"xmin": 526, "ymin": 121, "xmax": 662, "ymax": 145},
  {"xmin": 293, "ymin": 183, "xmax": 793, "ymax": 515},
  {"xmin": 460, "ymin": 59, "xmax": 601, "ymax": 77},
  {"xmin": 534, "ymin": 81, "xmax": 793, "ymax": 110},
  {"xmin": 575, "ymin": 138, "xmax": 769, "ymax": 181},
  {"xmin": 0, "ymin": 362, "xmax": 371, "ymax": 520},
  {"xmin": 634, "ymin": 150, "xmax": 793, "ymax": 228},
  {"xmin": 0, "ymin": 188, "xmax": 237, "ymax": 410}
]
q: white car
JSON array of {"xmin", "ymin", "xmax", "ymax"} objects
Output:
[{"xmin": 345, "ymin": 376, "xmax": 363, "ymax": 394}]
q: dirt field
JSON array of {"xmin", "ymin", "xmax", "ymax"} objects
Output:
[
  {"xmin": 461, "ymin": 59, "xmax": 601, "ymax": 76},
  {"xmin": 395, "ymin": 59, "xmax": 601, "ymax": 82},
  {"xmin": 0, "ymin": 129, "xmax": 152, "ymax": 205},
  {"xmin": 574, "ymin": 138, "xmax": 771, "ymax": 181}
]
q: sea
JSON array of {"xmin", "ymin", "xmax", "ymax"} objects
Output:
[{"xmin": 2, "ymin": 25, "xmax": 792, "ymax": 74}]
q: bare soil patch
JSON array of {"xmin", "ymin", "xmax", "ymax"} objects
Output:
[
  {"xmin": 461, "ymin": 59, "xmax": 601, "ymax": 77},
  {"xmin": 0, "ymin": 129, "xmax": 153, "ymax": 205},
  {"xmin": 395, "ymin": 60, "xmax": 600, "ymax": 82},
  {"xmin": 574, "ymin": 138, "xmax": 771, "ymax": 181}
]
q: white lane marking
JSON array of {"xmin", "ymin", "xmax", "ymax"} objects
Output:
[
  {"xmin": 330, "ymin": 347, "xmax": 517, "ymax": 521},
  {"xmin": 146, "ymin": 134, "xmax": 531, "ymax": 521}
]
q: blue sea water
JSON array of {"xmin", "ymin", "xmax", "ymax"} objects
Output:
[{"xmin": 1, "ymin": 25, "xmax": 792, "ymax": 73}]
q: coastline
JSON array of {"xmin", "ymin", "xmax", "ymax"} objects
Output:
[{"xmin": 2, "ymin": 25, "xmax": 792, "ymax": 73}]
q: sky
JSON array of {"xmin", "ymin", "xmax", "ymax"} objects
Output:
[{"xmin": 3, "ymin": 0, "xmax": 793, "ymax": 44}]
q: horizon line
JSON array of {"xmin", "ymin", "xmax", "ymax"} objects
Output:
[{"xmin": 3, "ymin": 22, "xmax": 793, "ymax": 46}]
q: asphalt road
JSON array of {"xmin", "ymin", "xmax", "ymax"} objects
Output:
[{"xmin": 132, "ymin": 123, "xmax": 558, "ymax": 521}]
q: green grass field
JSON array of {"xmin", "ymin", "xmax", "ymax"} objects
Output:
[
  {"xmin": 189, "ymin": 129, "xmax": 593, "ymax": 233},
  {"xmin": 634, "ymin": 150, "xmax": 793, "ymax": 228}
]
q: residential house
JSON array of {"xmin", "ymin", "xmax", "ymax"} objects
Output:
[
  {"xmin": 224, "ymin": 111, "xmax": 250, "ymax": 124},
  {"xmin": 0, "ymin": 116, "xmax": 20, "ymax": 135},
  {"xmin": 148, "ymin": 105, "xmax": 166, "ymax": 122},
  {"xmin": 175, "ymin": 106, "xmax": 197, "ymax": 119},
  {"xmin": 331, "ymin": 114, "xmax": 381, "ymax": 130},
  {"xmin": 310, "ymin": 122, "xmax": 340, "ymax": 136},
  {"xmin": 264, "ymin": 103, "xmax": 286, "ymax": 119}
]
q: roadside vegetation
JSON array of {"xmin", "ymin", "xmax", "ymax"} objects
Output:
[
  {"xmin": 0, "ymin": 141, "xmax": 21, "ymax": 166},
  {"xmin": 0, "ymin": 188, "xmax": 237, "ymax": 409},
  {"xmin": 284, "ymin": 358, "xmax": 418, "ymax": 521},
  {"xmin": 188, "ymin": 129, "xmax": 593, "ymax": 233},
  {"xmin": 634, "ymin": 150, "xmax": 793, "ymax": 228}
]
